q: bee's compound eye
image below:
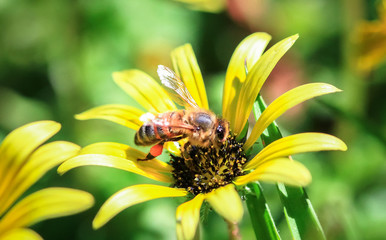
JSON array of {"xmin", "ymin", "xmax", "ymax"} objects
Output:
[
  {"xmin": 216, "ymin": 125, "xmax": 225, "ymax": 141},
  {"xmin": 195, "ymin": 113, "xmax": 213, "ymax": 130}
]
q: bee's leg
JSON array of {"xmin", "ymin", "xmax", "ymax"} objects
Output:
[
  {"xmin": 138, "ymin": 143, "xmax": 164, "ymax": 161},
  {"xmin": 149, "ymin": 143, "xmax": 164, "ymax": 158}
]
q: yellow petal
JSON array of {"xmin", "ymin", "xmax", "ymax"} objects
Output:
[
  {"xmin": 244, "ymin": 83, "xmax": 342, "ymax": 149},
  {"xmin": 176, "ymin": 194, "xmax": 205, "ymax": 240},
  {"xmin": 164, "ymin": 141, "xmax": 182, "ymax": 157},
  {"xmin": 233, "ymin": 34, "xmax": 299, "ymax": 134},
  {"xmin": 235, "ymin": 158, "xmax": 311, "ymax": 186},
  {"xmin": 0, "ymin": 121, "xmax": 60, "ymax": 204},
  {"xmin": 223, "ymin": 32, "xmax": 272, "ymax": 125},
  {"xmin": 244, "ymin": 133, "xmax": 347, "ymax": 171},
  {"xmin": 356, "ymin": 20, "xmax": 386, "ymax": 72},
  {"xmin": 0, "ymin": 188, "xmax": 94, "ymax": 233},
  {"xmin": 58, "ymin": 153, "xmax": 173, "ymax": 183},
  {"xmin": 113, "ymin": 70, "xmax": 177, "ymax": 113},
  {"xmin": 75, "ymin": 104, "xmax": 145, "ymax": 130},
  {"xmin": 0, "ymin": 141, "xmax": 80, "ymax": 216},
  {"xmin": 355, "ymin": 0, "xmax": 386, "ymax": 73},
  {"xmin": 1, "ymin": 228, "xmax": 42, "ymax": 240},
  {"xmin": 93, "ymin": 184, "xmax": 187, "ymax": 229},
  {"xmin": 171, "ymin": 44, "xmax": 209, "ymax": 109},
  {"xmin": 205, "ymin": 184, "xmax": 243, "ymax": 223},
  {"xmin": 175, "ymin": 0, "xmax": 225, "ymax": 13},
  {"xmin": 78, "ymin": 142, "xmax": 172, "ymax": 173}
]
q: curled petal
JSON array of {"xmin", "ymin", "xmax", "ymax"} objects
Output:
[
  {"xmin": 113, "ymin": 70, "xmax": 177, "ymax": 113},
  {"xmin": 0, "ymin": 121, "xmax": 60, "ymax": 208},
  {"xmin": 176, "ymin": 194, "xmax": 204, "ymax": 240},
  {"xmin": 0, "ymin": 188, "xmax": 94, "ymax": 233},
  {"xmin": 0, "ymin": 141, "xmax": 80, "ymax": 216},
  {"xmin": 244, "ymin": 133, "xmax": 347, "ymax": 171},
  {"xmin": 233, "ymin": 34, "xmax": 299, "ymax": 134},
  {"xmin": 93, "ymin": 184, "xmax": 187, "ymax": 229},
  {"xmin": 223, "ymin": 32, "xmax": 272, "ymax": 125},
  {"xmin": 1, "ymin": 228, "xmax": 42, "ymax": 240},
  {"xmin": 235, "ymin": 158, "xmax": 311, "ymax": 186},
  {"xmin": 205, "ymin": 184, "xmax": 243, "ymax": 223},
  {"xmin": 244, "ymin": 83, "xmax": 342, "ymax": 149},
  {"xmin": 75, "ymin": 104, "xmax": 144, "ymax": 130},
  {"xmin": 171, "ymin": 44, "xmax": 208, "ymax": 109}
]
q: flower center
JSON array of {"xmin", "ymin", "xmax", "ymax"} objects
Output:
[{"xmin": 170, "ymin": 135, "xmax": 247, "ymax": 195}]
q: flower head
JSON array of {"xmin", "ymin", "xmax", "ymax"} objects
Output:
[
  {"xmin": 356, "ymin": 0, "xmax": 386, "ymax": 71},
  {"xmin": 173, "ymin": 0, "xmax": 225, "ymax": 13},
  {"xmin": 0, "ymin": 121, "xmax": 94, "ymax": 239},
  {"xmin": 59, "ymin": 33, "xmax": 347, "ymax": 239}
]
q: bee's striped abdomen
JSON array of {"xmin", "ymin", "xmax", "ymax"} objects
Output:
[
  {"xmin": 134, "ymin": 111, "xmax": 188, "ymax": 147},
  {"xmin": 156, "ymin": 125, "xmax": 167, "ymax": 138},
  {"xmin": 135, "ymin": 123, "xmax": 158, "ymax": 146}
]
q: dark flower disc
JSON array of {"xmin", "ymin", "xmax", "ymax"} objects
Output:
[{"xmin": 170, "ymin": 135, "xmax": 247, "ymax": 195}]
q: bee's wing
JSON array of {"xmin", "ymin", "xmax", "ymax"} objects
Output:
[{"xmin": 157, "ymin": 65, "xmax": 199, "ymax": 109}]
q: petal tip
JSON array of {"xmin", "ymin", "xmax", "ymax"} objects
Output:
[
  {"xmin": 174, "ymin": 43, "xmax": 192, "ymax": 52},
  {"xmin": 81, "ymin": 191, "xmax": 95, "ymax": 206},
  {"xmin": 321, "ymin": 83, "xmax": 342, "ymax": 93},
  {"xmin": 331, "ymin": 135, "xmax": 348, "ymax": 151},
  {"xmin": 340, "ymin": 141, "xmax": 348, "ymax": 151},
  {"xmin": 112, "ymin": 71, "xmax": 120, "ymax": 81},
  {"xmin": 286, "ymin": 34, "xmax": 299, "ymax": 45},
  {"xmin": 57, "ymin": 165, "xmax": 66, "ymax": 175},
  {"xmin": 57, "ymin": 161, "xmax": 72, "ymax": 175},
  {"xmin": 253, "ymin": 32, "xmax": 272, "ymax": 39},
  {"xmin": 300, "ymin": 169, "xmax": 312, "ymax": 186},
  {"xmin": 112, "ymin": 70, "xmax": 123, "ymax": 77},
  {"xmin": 74, "ymin": 113, "xmax": 86, "ymax": 120},
  {"xmin": 40, "ymin": 120, "xmax": 62, "ymax": 133},
  {"xmin": 335, "ymin": 88, "xmax": 343, "ymax": 92},
  {"xmin": 92, "ymin": 218, "xmax": 102, "ymax": 230},
  {"xmin": 112, "ymin": 70, "xmax": 131, "ymax": 84}
]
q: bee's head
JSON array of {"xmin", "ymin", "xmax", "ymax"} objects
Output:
[{"xmin": 215, "ymin": 119, "xmax": 229, "ymax": 143}]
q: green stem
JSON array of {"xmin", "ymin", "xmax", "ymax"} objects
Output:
[
  {"xmin": 276, "ymin": 184, "xmax": 326, "ymax": 240},
  {"xmin": 245, "ymin": 183, "xmax": 281, "ymax": 240},
  {"xmin": 225, "ymin": 219, "xmax": 242, "ymax": 240},
  {"xmin": 254, "ymin": 95, "xmax": 326, "ymax": 240}
]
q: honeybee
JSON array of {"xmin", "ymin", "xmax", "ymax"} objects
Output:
[{"xmin": 135, "ymin": 65, "xmax": 229, "ymax": 160}]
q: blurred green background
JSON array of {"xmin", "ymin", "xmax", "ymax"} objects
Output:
[{"xmin": 0, "ymin": 0, "xmax": 385, "ymax": 239}]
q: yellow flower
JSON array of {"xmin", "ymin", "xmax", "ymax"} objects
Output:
[
  {"xmin": 59, "ymin": 33, "xmax": 347, "ymax": 240},
  {"xmin": 0, "ymin": 121, "xmax": 94, "ymax": 240},
  {"xmin": 174, "ymin": 0, "xmax": 225, "ymax": 13},
  {"xmin": 356, "ymin": 0, "xmax": 386, "ymax": 71}
]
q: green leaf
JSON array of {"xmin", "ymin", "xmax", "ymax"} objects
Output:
[
  {"xmin": 253, "ymin": 95, "xmax": 326, "ymax": 240},
  {"xmin": 276, "ymin": 184, "xmax": 326, "ymax": 240},
  {"xmin": 244, "ymin": 183, "xmax": 281, "ymax": 240}
]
